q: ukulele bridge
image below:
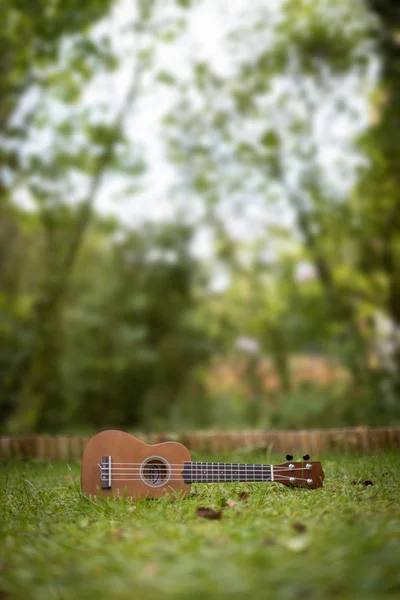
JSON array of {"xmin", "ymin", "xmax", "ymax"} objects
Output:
[{"xmin": 101, "ymin": 456, "xmax": 112, "ymax": 489}]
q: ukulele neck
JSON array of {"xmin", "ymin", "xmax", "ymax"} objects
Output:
[{"xmin": 182, "ymin": 462, "xmax": 273, "ymax": 484}]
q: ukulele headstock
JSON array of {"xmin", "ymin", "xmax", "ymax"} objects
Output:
[{"xmin": 273, "ymin": 460, "xmax": 324, "ymax": 489}]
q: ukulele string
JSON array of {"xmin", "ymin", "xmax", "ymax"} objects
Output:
[
  {"xmin": 97, "ymin": 466, "xmax": 313, "ymax": 482},
  {"xmin": 99, "ymin": 467, "xmax": 309, "ymax": 473},
  {"xmin": 100, "ymin": 463, "xmax": 309, "ymax": 471},
  {"xmin": 105, "ymin": 475, "xmax": 313, "ymax": 483},
  {"xmin": 107, "ymin": 462, "xmax": 314, "ymax": 467}
]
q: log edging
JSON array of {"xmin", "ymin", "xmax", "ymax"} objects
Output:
[{"xmin": 0, "ymin": 426, "xmax": 399, "ymax": 460}]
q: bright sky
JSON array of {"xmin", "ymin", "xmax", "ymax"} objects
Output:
[
  {"xmin": 92, "ymin": 0, "xmax": 373, "ymax": 237},
  {"xmin": 14, "ymin": 0, "xmax": 375, "ymax": 262}
]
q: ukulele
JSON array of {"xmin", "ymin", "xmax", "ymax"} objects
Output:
[{"xmin": 81, "ymin": 430, "xmax": 325, "ymax": 500}]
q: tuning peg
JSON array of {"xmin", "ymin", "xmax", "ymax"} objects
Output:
[
  {"xmin": 303, "ymin": 454, "xmax": 310, "ymax": 461},
  {"xmin": 286, "ymin": 454, "xmax": 293, "ymax": 461}
]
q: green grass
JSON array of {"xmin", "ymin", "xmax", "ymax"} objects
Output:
[{"xmin": 1, "ymin": 451, "xmax": 399, "ymax": 600}]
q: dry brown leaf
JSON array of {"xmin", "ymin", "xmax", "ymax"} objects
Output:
[
  {"xmin": 141, "ymin": 563, "xmax": 159, "ymax": 577},
  {"xmin": 292, "ymin": 521, "xmax": 308, "ymax": 534},
  {"xmin": 352, "ymin": 480, "xmax": 374, "ymax": 486},
  {"xmin": 214, "ymin": 537, "xmax": 229, "ymax": 546},
  {"xmin": 263, "ymin": 536, "xmax": 277, "ymax": 546},
  {"xmin": 109, "ymin": 528, "xmax": 126, "ymax": 540},
  {"xmin": 196, "ymin": 507, "xmax": 223, "ymax": 520},
  {"xmin": 238, "ymin": 491, "xmax": 250, "ymax": 503}
]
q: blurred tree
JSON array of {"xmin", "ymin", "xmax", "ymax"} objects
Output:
[
  {"xmin": 56, "ymin": 219, "xmax": 210, "ymax": 430},
  {"xmin": 354, "ymin": 0, "xmax": 400, "ymax": 401},
  {"xmin": 0, "ymin": 0, "xmax": 197, "ymax": 431},
  {"xmin": 163, "ymin": 0, "xmax": 400, "ymax": 419}
]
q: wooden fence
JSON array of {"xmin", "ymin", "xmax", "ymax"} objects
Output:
[{"xmin": 0, "ymin": 427, "xmax": 399, "ymax": 461}]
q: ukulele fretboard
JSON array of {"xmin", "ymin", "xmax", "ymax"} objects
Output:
[{"xmin": 182, "ymin": 462, "xmax": 273, "ymax": 484}]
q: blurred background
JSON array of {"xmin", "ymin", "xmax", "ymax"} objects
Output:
[{"xmin": 1, "ymin": 0, "xmax": 399, "ymax": 435}]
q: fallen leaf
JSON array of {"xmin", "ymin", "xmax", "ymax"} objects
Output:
[
  {"xmin": 352, "ymin": 480, "xmax": 374, "ymax": 486},
  {"xmin": 214, "ymin": 537, "xmax": 229, "ymax": 546},
  {"xmin": 296, "ymin": 585, "xmax": 313, "ymax": 599},
  {"xmin": 226, "ymin": 499, "xmax": 238, "ymax": 509},
  {"xmin": 286, "ymin": 536, "xmax": 310, "ymax": 552},
  {"xmin": 141, "ymin": 563, "xmax": 159, "ymax": 577},
  {"xmin": 263, "ymin": 536, "xmax": 277, "ymax": 546},
  {"xmin": 238, "ymin": 491, "xmax": 250, "ymax": 503},
  {"xmin": 196, "ymin": 507, "xmax": 222, "ymax": 520},
  {"xmin": 292, "ymin": 521, "xmax": 308, "ymax": 534},
  {"xmin": 109, "ymin": 528, "xmax": 126, "ymax": 540}
]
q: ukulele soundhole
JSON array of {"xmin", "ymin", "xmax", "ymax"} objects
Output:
[{"xmin": 140, "ymin": 457, "xmax": 171, "ymax": 488}]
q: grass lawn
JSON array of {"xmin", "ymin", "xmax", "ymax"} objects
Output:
[{"xmin": 1, "ymin": 450, "xmax": 399, "ymax": 600}]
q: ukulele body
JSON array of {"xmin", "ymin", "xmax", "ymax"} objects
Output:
[{"xmin": 81, "ymin": 430, "xmax": 191, "ymax": 500}]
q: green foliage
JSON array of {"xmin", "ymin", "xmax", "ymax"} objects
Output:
[
  {"xmin": 1, "ymin": 454, "xmax": 399, "ymax": 599},
  {"xmin": 1, "ymin": 0, "xmax": 400, "ymax": 432},
  {"xmin": 163, "ymin": 0, "xmax": 400, "ymax": 421},
  {"xmin": 63, "ymin": 221, "xmax": 211, "ymax": 430},
  {"xmin": 0, "ymin": 0, "xmax": 200, "ymax": 433}
]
